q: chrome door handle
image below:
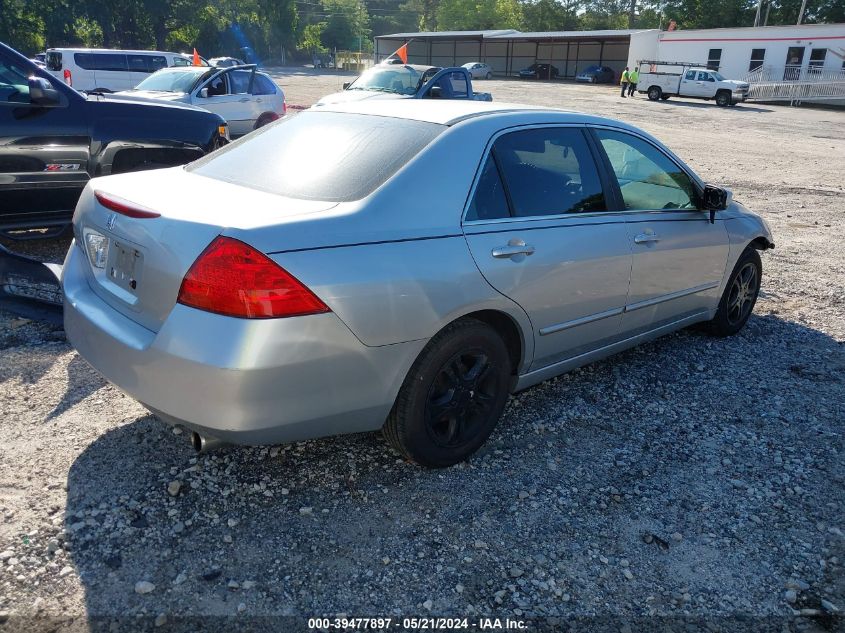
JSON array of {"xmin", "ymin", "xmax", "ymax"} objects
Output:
[
  {"xmin": 238, "ymin": 97, "xmax": 250, "ymax": 102},
  {"xmin": 634, "ymin": 233, "xmax": 660, "ymax": 244},
  {"xmin": 492, "ymin": 244, "xmax": 535, "ymax": 259}
]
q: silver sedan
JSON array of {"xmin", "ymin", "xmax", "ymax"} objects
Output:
[
  {"xmin": 462, "ymin": 62, "xmax": 493, "ymax": 79},
  {"xmin": 62, "ymin": 100, "xmax": 773, "ymax": 467}
]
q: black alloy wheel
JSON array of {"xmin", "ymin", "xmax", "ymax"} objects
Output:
[
  {"xmin": 383, "ymin": 318, "xmax": 511, "ymax": 468},
  {"xmin": 424, "ymin": 349, "xmax": 497, "ymax": 448}
]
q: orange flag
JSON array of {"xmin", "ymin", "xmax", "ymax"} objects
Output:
[
  {"xmin": 192, "ymin": 48, "xmax": 201, "ymax": 66},
  {"xmin": 396, "ymin": 43, "xmax": 408, "ymax": 64}
]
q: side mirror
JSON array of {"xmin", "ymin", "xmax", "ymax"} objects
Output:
[
  {"xmin": 703, "ymin": 184, "xmax": 731, "ymax": 223},
  {"xmin": 198, "ymin": 87, "xmax": 209, "ymax": 98},
  {"xmin": 342, "ymin": 82, "xmax": 351, "ymax": 90},
  {"xmin": 428, "ymin": 85, "xmax": 442, "ymax": 99},
  {"xmin": 28, "ymin": 76, "xmax": 61, "ymax": 106}
]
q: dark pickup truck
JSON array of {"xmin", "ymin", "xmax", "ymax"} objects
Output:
[{"xmin": 0, "ymin": 41, "xmax": 229, "ymax": 236}]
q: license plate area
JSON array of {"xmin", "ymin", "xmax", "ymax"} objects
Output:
[{"xmin": 108, "ymin": 240, "xmax": 143, "ymax": 294}]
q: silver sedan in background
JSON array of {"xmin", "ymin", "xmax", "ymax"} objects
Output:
[
  {"xmin": 112, "ymin": 65, "xmax": 285, "ymax": 136},
  {"xmin": 62, "ymin": 101, "xmax": 773, "ymax": 467},
  {"xmin": 462, "ymin": 62, "xmax": 493, "ymax": 79}
]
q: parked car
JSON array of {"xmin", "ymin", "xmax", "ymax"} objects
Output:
[
  {"xmin": 111, "ymin": 65, "xmax": 285, "ymax": 137},
  {"xmin": 44, "ymin": 48, "xmax": 207, "ymax": 93},
  {"xmin": 636, "ymin": 60, "xmax": 750, "ymax": 106},
  {"xmin": 576, "ymin": 65, "xmax": 615, "ymax": 84},
  {"xmin": 315, "ymin": 64, "xmax": 491, "ymax": 105},
  {"xmin": 63, "ymin": 99, "xmax": 774, "ymax": 468},
  {"xmin": 0, "ymin": 41, "xmax": 228, "ymax": 234},
  {"xmin": 462, "ymin": 62, "xmax": 493, "ymax": 79},
  {"xmin": 519, "ymin": 63, "xmax": 559, "ymax": 79},
  {"xmin": 209, "ymin": 57, "xmax": 246, "ymax": 68}
]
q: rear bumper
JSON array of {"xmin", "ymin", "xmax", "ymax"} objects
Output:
[{"xmin": 62, "ymin": 242, "xmax": 425, "ymax": 445}]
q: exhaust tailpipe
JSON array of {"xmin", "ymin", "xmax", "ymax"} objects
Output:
[{"xmin": 190, "ymin": 431, "xmax": 227, "ymax": 454}]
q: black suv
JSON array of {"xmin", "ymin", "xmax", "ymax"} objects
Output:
[{"xmin": 0, "ymin": 41, "xmax": 229, "ymax": 235}]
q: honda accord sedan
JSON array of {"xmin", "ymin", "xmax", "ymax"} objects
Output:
[{"xmin": 62, "ymin": 100, "xmax": 773, "ymax": 467}]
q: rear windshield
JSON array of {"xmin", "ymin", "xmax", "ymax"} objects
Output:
[
  {"xmin": 187, "ymin": 111, "xmax": 445, "ymax": 202},
  {"xmin": 136, "ymin": 68, "xmax": 208, "ymax": 92},
  {"xmin": 46, "ymin": 51, "xmax": 62, "ymax": 71}
]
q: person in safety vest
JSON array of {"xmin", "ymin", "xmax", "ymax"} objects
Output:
[
  {"xmin": 620, "ymin": 67, "xmax": 630, "ymax": 98},
  {"xmin": 627, "ymin": 67, "xmax": 639, "ymax": 97}
]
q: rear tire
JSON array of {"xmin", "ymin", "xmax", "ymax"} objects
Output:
[
  {"xmin": 254, "ymin": 113, "xmax": 278, "ymax": 129},
  {"xmin": 383, "ymin": 318, "xmax": 511, "ymax": 468},
  {"xmin": 703, "ymin": 247, "xmax": 762, "ymax": 337},
  {"xmin": 648, "ymin": 86, "xmax": 662, "ymax": 101}
]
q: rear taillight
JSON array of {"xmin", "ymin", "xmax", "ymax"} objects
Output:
[
  {"xmin": 281, "ymin": 101, "xmax": 286, "ymax": 115},
  {"xmin": 177, "ymin": 236, "xmax": 330, "ymax": 319},
  {"xmin": 95, "ymin": 191, "xmax": 161, "ymax": 219},
  {"xmin": 63, "ymin": 69, "xmax": 72, "ymax": 86}
]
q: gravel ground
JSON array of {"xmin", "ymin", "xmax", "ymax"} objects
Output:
[{"xmin": 0, "ymin": 70, "xmax": 843, "ymax": 632}]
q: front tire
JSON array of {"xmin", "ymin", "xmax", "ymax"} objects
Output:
[
  {"xmin": 485, "ymin": 72, "xmax": 492, "ymax": 80},
  {"xmin": 383, "ymin": 318, "xmax": 511, "ymax": 468},
  {"xmin": 648, "ymin": 86, "xmax": 662, "ymax": 101},
  {"xmin": 716, "ymin": 90, "xmax": 732, "ymax": 107},
  {"xmin": 703, "ymin": 247, "xmax": 762, "ymax": 337}
]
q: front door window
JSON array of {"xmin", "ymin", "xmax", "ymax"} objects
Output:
[
  {"xmin": 0, "ymin": 55, "xmax": 32, "ymax": 104},
  {"xmin": 594, "ymin": 129, "xmax": 697, "ymax": 211}
]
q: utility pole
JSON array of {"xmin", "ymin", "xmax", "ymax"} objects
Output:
[
  {"xmin": 754, "ymin": 0, "xmax": 763, "ymax": 27},
  {"xmin": 797, "ymin": 0, "xmax": 808, "ymax": 25},
  {"xmin": 628, "ymin": 0, "xmax": 637, "ymax": 29}
]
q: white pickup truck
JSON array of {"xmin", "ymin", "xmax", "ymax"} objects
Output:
[{"xmin": 635, "ymin": 60, "xmax": 750, "ymax": 106}]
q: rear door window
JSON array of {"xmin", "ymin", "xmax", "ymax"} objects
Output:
[
  {"xmin": 491, "ymin": 127, "xmax": 607, "ymax": 217},
  {"xmin": 75, "ymin": 53, "xmax": 128, "ymax": 72},
  {"xmin": 466, "ymin": 156, "xmax": 510, "ymax": 221},
  {"xmin": 46, "ymin": 51, "xmax": 63, "ymax": 71},
  {"xmin": 251, "ymin": 75, "xmax": 276, "ymax": 95},
  {"xmin": 230, "ymin": 70, "xmax": 252, "ymax": 94},
  {"xmin": 127, "ymin": 55, "xmax": 150, "ymax": 72}
]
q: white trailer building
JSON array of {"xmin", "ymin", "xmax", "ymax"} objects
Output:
[
  {"xmin": 628, "ymin": 23, "xmax": 845, "ymax": 80},
  {"xmin": 375, "ymin": 23, "xmax": 845, "ymax": 103}
]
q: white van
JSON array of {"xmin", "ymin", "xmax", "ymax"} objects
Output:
[{"xmin": 44, "ymin": 48, "xmax": 207, "ymax": 92}]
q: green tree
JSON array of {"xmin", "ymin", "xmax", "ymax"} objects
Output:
[
  {"xmin": 0, "ymin": 0, "xmax": 45, "ymax": 54},
  {"xmin": 521, "ymin": 0, "xmax": 581, "ymax": 32},
  {"xmin": 321, "ymin": 0, "xmax": 370, "ymax": 50},
  {"xmin": 661, "ymin": 0, "xmax": 756, "ymax": 30},
  {"xmin": 300, "ymin": 22, "xmax": 328, "ymax": 52},
  {"xmin": 763, "ymin": 0, "xmax": 845, "ymax": 25},
  {"xmin": 436, "ymin": 0, "xmax": 523, "ymax": 30}
]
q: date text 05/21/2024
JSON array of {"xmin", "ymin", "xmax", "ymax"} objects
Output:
[{"xmin": 307, "ymin": 617, "xmax": 528, "ymax": 630}]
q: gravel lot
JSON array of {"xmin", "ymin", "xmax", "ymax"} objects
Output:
[{"xmin": 0, "ymin": 70, "xmax": 843, "ymax": 632}]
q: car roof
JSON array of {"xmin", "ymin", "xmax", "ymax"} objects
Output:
[
  {"xmin": 310, "ymin": 99, "xmax": 636, "ymax": 130},
  {"xmin": 45, "ymin": 47, "xmax": 177, "ymax": 55}
]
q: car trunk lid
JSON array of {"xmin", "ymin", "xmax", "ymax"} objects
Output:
[{"xmin": 73, "ymin": 167, "xmax": 336, "ymax": 332}]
